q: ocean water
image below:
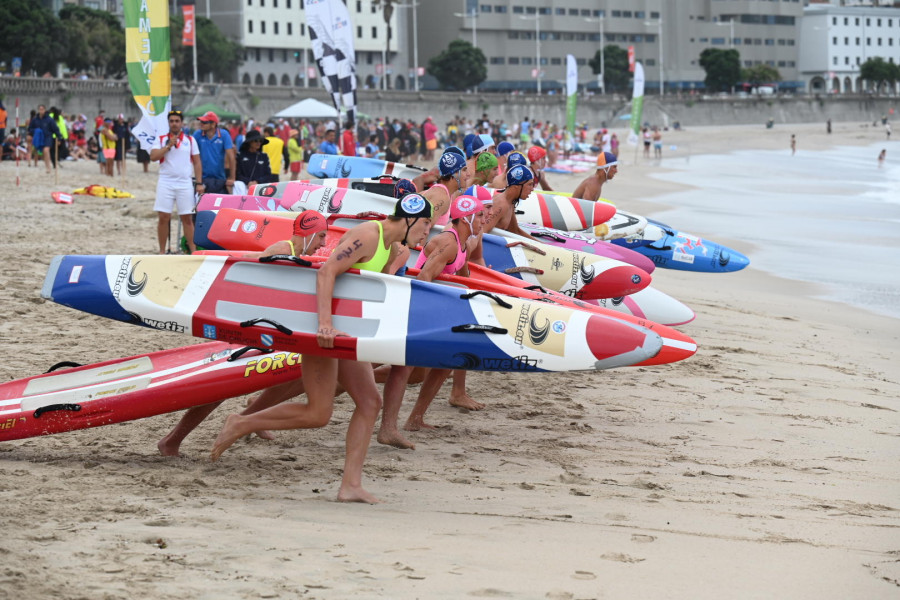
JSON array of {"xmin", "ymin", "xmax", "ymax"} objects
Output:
[{"xmin": 644, "ymin": 142, "xmax": 900, "ymax": 320}]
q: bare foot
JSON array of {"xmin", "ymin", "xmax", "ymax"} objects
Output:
[
  {"xmin": 403, "ymin": 415, "xmax": 437, "ymax": 432},
  {"xmin": 377, "ymin": 428, "xmax": 415, "ymax": 450},
  {"xmin": 337, "ymin": 484, "xmax": 381, "ymax": 504},
  {"xmin": 156, "ymin": 437, "xmax": 181, "ymax": 457},
  {"xmin": 449, "ymin": 392, "xmax": 485, "ymax": 411},
  {"xmin": 254, "ymin": 430, "xmax": 275, "ymax": 440},
  {"xmin": 210, "ymin": 414, "xmax": 249, "ymax": 461}
]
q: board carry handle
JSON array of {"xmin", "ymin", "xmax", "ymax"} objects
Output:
[
  {"xmin": 505, "ymin": 266, "xmax": 545, "ymax": 275},
  {"xmin": 44, "ymin": 361, "xmax": 84, "ymax": 373},
  {"xmin": 647, "ymin": 240, "xmax": 672, "ymax": 251},
  {"xmin": 375, "ymin": 174, "xmax": 401, "ymax": 181},
  {"xmin": 227, "ymin": 346, "xmax": 275, "ymax": 362},
  {"xmin": 258, "ymin": 255, "xmax": 313, "ymax": 267},
  {"xmin": 524, "ymin": 284, "xmax": 550, "ymax": 294},
  {"xmin": 34, "ymin": 404, "xmax": 82, "ymax": 418},
  {"xmin": 505, "ymin": 241, "xmax": 547, "ymax": 255},
  {"xmin": 451, "ymin": 324, "xmax": 509, "ymax": 335},
  {"xmin": 239, "ymin": 318, "xmax": 294, "ymax": 336},
  {"xmin": 459, "ymin": 291, "xmax": 513, "ymax": 309},
  {"xmin": 530, "ymin": 230, "xmax": 564, "ymax": 243}
]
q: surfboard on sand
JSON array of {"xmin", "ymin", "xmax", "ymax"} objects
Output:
[
  {"xmin": 306, "ymin": 154, "xmax": 427, "ymax": 180},
  {"xmin": 0, "ymin": 343, "xmax": 301, "ymax": 442},
  {"xmin": 42, "ymin": 254, "xmax": 662, "ymax": 373}
]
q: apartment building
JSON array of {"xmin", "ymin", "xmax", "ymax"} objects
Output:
[
  {"xmin": 800, "ymin": 4, "xmax": 900, "ymax": 93},
  {"xmin": 413, "ymin": 0, "xmax": 807, "ymax": 93}
]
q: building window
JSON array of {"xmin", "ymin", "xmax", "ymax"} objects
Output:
[
  {"xmin": 568, "ymin": 9, "xmax": 578, "ymax": 16},
  {"xmin": 555, "ymin": 8, "xmax": 564, "ymax": 15},
  {"xmin": 356, "ymin": 0, "xmax": 361, "ymax": 12},
  {"xmin": 288, "ymin": 23, "xmax": 292, "ymax": 35},
  {"xmin": 525, "ymin": 6, "xmax": 536, "ymax": 14},
  {"xmin": 248, "ymin": 0, "xmax": 252, "ymax": 5},
  {"xmin": 650, "ymin": 12, "xmax": 659, "ymax": 19},
  {"xmin": 832, "ymin": 37, "xmax": 837, "ymax": 45},
  {"xmin": 509, "ymin": 57, "xmax": 519, "ymax": 65},
  {"xmin": 833, "ymin": 56, "xmax": 838, "ymax": 65},
  {"xmin": 522, "ymin": 57, "xmax": 532, "ymax": 65},
  {"xmin": 513, "ymin": 6, "xmax": 524, "ymax": 14},
  {"xmin": 765, "ymin": 39, "xmax": 774, "ymax": 46},
  {"xmin": 255, "ymin": 48, "xmax": 260, "ymax": 61},
  {"xmin": 495, "ymin": 5, "xmax": 507, "ymax": 13},
  {"xmin": 635, "ymin": 11, "xmax": 645, "ymax": 19},
  {"xmin": 282, "ymin": 50, "xmax": 287, "ymax": 62},
  {"xmin": 645, "ymin": 59, "xmax": 655, "ymax": 66},
  {"xmin": 357, "ymin": 25, "xmax": 362, "ymax": 38},
  {"xmin": 295, "ymin": 51, "xmax": 301, "ymax": 63},
  {"xmin": 538, "ymin": 7, "xmax": 550, "ymax": 15},
  {"xmin": 273, "ymin": 0, "xmax": 277, "ymax": 6},
  {"xmin": 274, "ymin": 22, "xmax": 279, "ymax": 35},
  {"xmin": 481, "ymin": 5, "xmax": 492, "ymax": 13},
  {"xmin": 508, "ymin": 31, "xmax": 519, "ymax": 39},
  {"xmin": 287, "ymin": 0, "xmax": 291, "ymax": 7},
  {"xmin": 490, "ymin": 57, "xmax": 505, "ymax": 64},
  {"xmin": 248, "ymin": 20, "xmax": 253, "ymax": 33},
  {"xmin": 372, "ymin": 26, "xmax": 377, "ymax": 38},
  {"xmin": 576, "ymin": 58, "xmax": 586, "ymax": 66},
  {"xmin": 301, "ymin": 23, "xmax": 305, "ymax": 35},
  {"xmin": 268, "ymin": 49, "xmax": 274, "ymax": 62},
  {"xmin": 580, "ymin": 9, "xmax": 590, "ymax": 16},
  {"xmin": 623, "ymin": 11, "xmax": 632, "ymax": 18},
  {"xmin": 261, "ymin": 21, "xmax": 266, "ymax": 34},
  {"xmin": 260, "ymin": 0, "xmax": 264, "ymax": 5},
  {"xmin": 550, "ymin": 57, "xmax": 561, "ymax": 65}
]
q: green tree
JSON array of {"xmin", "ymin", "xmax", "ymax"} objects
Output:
[
  {"xmin": 741, "ymin": 64, "xmax": 781, "ymax": 85},
  {"xmin": 0, "ymin": 0, "xmax": 68, "ymax": 75},
  {"xmin": 426, "ymin": 39, "xmax": 486, "ymax": 91},
  {"xmin": 860, "ymin": 57, "xmax": 900, "ymax": 91},
  {"xmin": 699, "ymin": 48, "xmax": 741, "ymax": 92},
  {"xmin": 170, "ymin": 15, "xmax": 244, "ymax": 83},
  {"xmin": 59, "ymin": 5, "xmax": 126, "ymax": 77},
  {"xmin": 588, "ymin": 45, "xmax": 629, "ymax": 93}
]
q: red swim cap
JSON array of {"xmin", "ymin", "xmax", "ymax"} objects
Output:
[{"xmin": 293, "ymin": 210, "xmax": 327, "ymax": 236}]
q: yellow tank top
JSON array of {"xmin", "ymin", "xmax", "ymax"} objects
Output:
[{"xmin": 351, "ymin": 221, "xmax": 391, "ymax": 272}]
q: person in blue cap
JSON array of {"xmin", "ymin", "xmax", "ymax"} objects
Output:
[
  {"xmin": 490, "ymin": 140, "xmax": 516, "ymax": 188},
  {"xmin": 422, "ymin": 148, "xmax": 469, "ymax": 224},
  {"xmin": 468, "ymin": 164, "xmax": 536, "ymax": 274},
  {"xmin": 572, "ymin": 150, "xmax": 618, "ymax": 201}
]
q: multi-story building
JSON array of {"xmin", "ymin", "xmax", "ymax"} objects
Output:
[
  {"xmin": 799, "ymin": 3, "xmax": 900, "ymax": 94},
  {"xmin": 194, "ymin": 0, "xmax": 410, "ymax": 89},
  {"xmin": 413, "ymin": 0, "xmax": 807, "ymax": 94}
]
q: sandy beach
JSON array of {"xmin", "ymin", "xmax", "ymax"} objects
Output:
[{"xmin": 1, "ymin": 121, "xmax": 898, "ymax": 599}]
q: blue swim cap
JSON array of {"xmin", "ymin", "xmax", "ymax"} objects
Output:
[
  {"xmin": 506, "ymin": 165, "xmax": 533, "ymax": 187},
  {"xmin": 393, "ymin": 178, "xmax": 417, "ymax": 199},
  {"xmin": 444, "ymin": 145, "xmax": 465, "ymax": 158},
  {"xmin": 507, "ymin": 152, "xmax": 528, "ymax": 169},
  {"xmin": 497, "ymin": 141, "xmax": 515, "ymax": 156},
  {"xmin": 438, "ymin": 150, "xmax": 466, "ymax": 177},
  {"xmin": 478, "ymin": 133, "xmax": 495, "ymax": 151},
  {"xmin": 462, "ymin": 133, "xmax": 477, "ymax": 159}
]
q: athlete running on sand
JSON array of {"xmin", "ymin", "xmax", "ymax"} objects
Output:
[
  {"xmin": 210, "ymin": 195, "xmax": 434, "ymax": 504},
  {"xmin": 157, "ymin": 212, "xmax": 328, "ymax": 457},
  {"xmin": 377, "ymin": 194, "xmax": 485, "ymax": 449},
  {"xmin": 572, "ymin": 151, "xmax": 618, "ymax": 202}
]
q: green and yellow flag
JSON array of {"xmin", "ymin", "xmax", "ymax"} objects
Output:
[{"xmin": 124, "ymin": 0, "xmax": 171, "ymax": 148}]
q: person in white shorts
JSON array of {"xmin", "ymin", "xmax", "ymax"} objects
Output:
[{"xmin": 149, "ymin": 110, "xmax": 202, "ymax": 254}]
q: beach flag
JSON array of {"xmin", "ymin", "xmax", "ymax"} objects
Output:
[
  {"xmin": 565, "ymin": 54, "xmax": 578, "ymax": 137},
  {"xmin": 628, "ymin": 62, "xmax": 645, "ymax": 146},
  {"xmin": 124, "ymin": 0, "xmax": 171, "ymax": 150},
  {"xmin": 305, "ymin": 0, "xmax": 358, "ymax": 127}
]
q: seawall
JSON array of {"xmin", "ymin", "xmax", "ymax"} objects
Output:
[{"xmin": 1, "ymin": 77, "xmax": 896, "ymax": 129}]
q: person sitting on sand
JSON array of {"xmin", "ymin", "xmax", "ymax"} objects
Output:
[
  {"xmin": 211, "ymin": 196, "xmax": 434, "ymax": 504},
  {"xmin": 378, "ymin": 194, "xmax": 486, "ymax": 449},
  {"xmin": 572, "ymin": 151, "xmax": 618, "ymax": 202},
  {"xmin": 157, "ymin": 212, "xmax": 329, "ymax": 457}
]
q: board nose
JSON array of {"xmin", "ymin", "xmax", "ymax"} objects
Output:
[{"xmin": 585, "ymin": 315, "xmax": 663, "ymax": 369}]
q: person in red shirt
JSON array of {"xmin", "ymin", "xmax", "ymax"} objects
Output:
[
  {"xmin": 422, "ymin": 116, "xmax": 438, "ymax": 162},
  {"xmin": 340, "ymin": 121, "xmax": 356, "ymax": 157}
]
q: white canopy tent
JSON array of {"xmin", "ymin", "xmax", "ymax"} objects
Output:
[{"xmin": 274, "ymin": 98, "xmax": 339, "ymax": 119}]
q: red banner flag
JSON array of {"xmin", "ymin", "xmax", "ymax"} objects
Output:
[
  {"xmin": 182, "ymin": 5, "xmax": 195, "ymax": 47},
  {"xmin": 628, "ymin": 46, "xmax": 635, "ymax": 73}
]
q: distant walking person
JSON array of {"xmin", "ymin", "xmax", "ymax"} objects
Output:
[
  {"xmin": 878, "ymin": 149, "xmax": 886, "ymax": 168},
  {"xmin": 790, "ymin": 134, "xmax": 796, "ymax": 156},
  {"xmin": 149, "ymin": 110, "xmax": 201, "ymax": 254},
  {"xmin": 886, "ymin": 122, "xmax": 892, "ymax": 140}
]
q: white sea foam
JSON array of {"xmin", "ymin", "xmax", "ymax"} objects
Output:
[{"xmin": 647, "ymin": 142, "xmax": 900, "ymax": 320}]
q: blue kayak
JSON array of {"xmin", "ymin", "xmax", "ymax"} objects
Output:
[{"xmin": 611, "ymin": 222, "xmax": 749, "ymax": 273}]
